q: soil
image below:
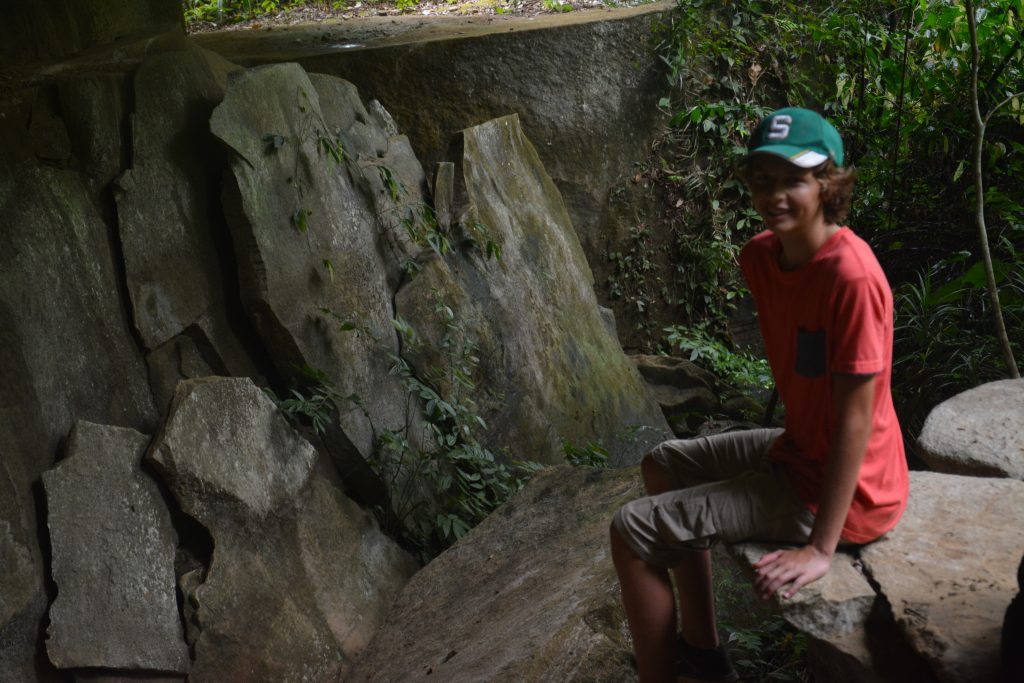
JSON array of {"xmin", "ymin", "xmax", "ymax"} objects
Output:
[
  {"xmin": 186, "ymin": 0, "xmax": 655, "ymax": 34},
  {"xmin": 185, "ymin": 0, "xmax": 670, "ymax": 67}
]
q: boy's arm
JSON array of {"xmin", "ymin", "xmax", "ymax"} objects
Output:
[{"xmin": 752, "ymin": 372, "xmax": 875, "ymax": 600}]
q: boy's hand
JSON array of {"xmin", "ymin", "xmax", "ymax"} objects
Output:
[{"xmin": 752, "ymin": 546, "xmax": 832, "ymax": 600}]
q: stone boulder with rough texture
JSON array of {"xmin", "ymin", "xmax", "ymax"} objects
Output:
[
  {"xmin": 917, "ymin": 379, "xmax": 1024, "ymax": 479},
  {"xmin": 42, "ymin": 421, "xmax": 188, "ymax": 673},
  {"xmin": 730, "ymin": 470, "xmax": 1024, "ymax": 683},
  {"xmin": 631, "ymin": 355, "xmax": 768, "ymax": 436},
  {"xmin": 861, "ymin": 471, "xmax": 1024, "ymax": 683},
  {"xmin": 394, "ymin": 114, "xmax": 671, "ymax": 467},
  {"xmin": 348, "ymin": 465, "xmax": 641, "ymax": 682},
  {"xmin": 147, "ymin": 377, "xmax": 417, "ymax": 682}
]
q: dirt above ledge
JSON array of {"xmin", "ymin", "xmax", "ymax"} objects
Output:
[{"xmin": 189, "ymin": 1, "xmax": 672, "ymax": 63}]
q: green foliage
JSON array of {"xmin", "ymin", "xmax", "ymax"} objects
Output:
[
  {"xmin": 710, "ymin": 561, "xmax": 809, "ymax": 682},
  {"xmin": 606, "ymin": 225, "xmax": 660, "ymax": 344},
  {"xmin": 376, "ymin": 301, "xmax": 542, "ymax": 556},
  {"xmin": 561, "ymin": 438, "xmax": 610, "ymax": 468},
  {"xmin": 184, "ymin": 0, "xmax": 288, "ymax": 24},
  {"xmin": 319, "ymin": 135, "xmax": 347, "ymax": 166},
  {"xmin": 665, "ymin": 322, "xmax": 772, "ymax": 392},
  {"xmin": 401, "ymin": 204, "xmax": 451, "ymax": 259},
  {"xmin": 725, "ymin": 616, "xmax": 809, "ymax": 682},
  {"xmin": 542, "ymin": 0, "xmax": 573, "ymax": 11},
  {"xmin": 263, "ymin": 365, "xmax": 358, "ymax": 435},
  {"xmin": 375, "ymin": 164, "xmax": 403, "ymax": 200},
  {"xmin": 893, "ymin": 249, "xmax": 1024, "ymax": 437},
  {"xmin": 291, "ymin": 207, "xmax": 311, "ymax": 233}
]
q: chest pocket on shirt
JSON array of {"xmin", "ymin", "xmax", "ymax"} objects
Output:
[{"xmin": 795, "ymin": 327, "xmax": 827, "ymax": 378}]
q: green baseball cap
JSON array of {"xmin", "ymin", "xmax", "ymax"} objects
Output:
[{"xmin": 745, "ymin": 107, "xmax": 844, "ymax": 168}]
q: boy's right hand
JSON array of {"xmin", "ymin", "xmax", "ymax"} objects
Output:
[{"xmin": 752, "ymin": 545, "xmax": 832, "ymax": 600}]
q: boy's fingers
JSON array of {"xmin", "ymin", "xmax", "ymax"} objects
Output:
[{"xmin": 754, "ymin": 549, "xmax": 783, "ymax": 567}]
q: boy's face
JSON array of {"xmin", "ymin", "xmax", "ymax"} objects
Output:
[{"xmin": 745, "ymin": 154, "xmax": 825, "ymax": 236}]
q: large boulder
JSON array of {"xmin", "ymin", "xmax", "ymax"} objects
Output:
[
  {"xmin": 861, "ymin": 471, "xmax": 1024, "ymax": 683},
  {"xmin": 394, "ymin": 114, "xmax": 670, "ymax": 467},
  {"xmin": 42, "ymin": 421, "xmax": 188, "ymax": 673},
  {"xmin": 210, "ymin": 63, "xmax": 424, "ymax": 484},
  {"xmin": 147, "ymin": 377, "xmax": 417, "ymax": 681},
  {"xmin": 730, "ymin": 471, "xmax": 1024, "ymax": 682},
  {"xmin": 917, "ymin": 379, "xmax": 1024, "ymax": 479},
  {"xmin": 347, "ymin": 465, "xmax": 641, "ymax": 682}
]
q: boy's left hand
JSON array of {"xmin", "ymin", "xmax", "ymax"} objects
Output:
[{"xmin": 752, "ymin": 546, "xmax": 832, "ymax": 600}]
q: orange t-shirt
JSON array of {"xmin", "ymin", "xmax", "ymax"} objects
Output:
[{"xmin": 740, "ymin": 227, "xmax": 908, "ymax": 543}]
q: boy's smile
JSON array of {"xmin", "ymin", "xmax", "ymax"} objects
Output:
[{"xmin": 747, "ymin": 154, "xmax": 826, "ymax": 236}]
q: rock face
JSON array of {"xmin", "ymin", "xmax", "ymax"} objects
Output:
[
  {"xmin": 395, "ymin": 115, "xmax": 671, "ymax": 467},
  {"xmin": 917, "ymin": 379, "xmax": 1024, "ymax": 479},
  {"xmin": 148, "ymin": 377, "xmax": 417, "ymax": 681},
  {"xmin": 42, "ymin": 421, "xmax": 188, "ymax": 672},
  {"xmin": 0, "ymin": 121, "xmax": 158, "ymax": 677},
  {"xmin": 348, "ymin": 465, "xmax": 641, "ymax": 682},
  {"xmin": 729, "ymin": 543, "xmax": 877, "ymax": 641},
  {"xmin": 0, "ymin": 0, "xmax": 180, "ymax": 65}
]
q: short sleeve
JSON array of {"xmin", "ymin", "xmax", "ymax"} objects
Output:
[{"xmin": 830, "ymin": 276, "xmax": 887, "ymax": 375}]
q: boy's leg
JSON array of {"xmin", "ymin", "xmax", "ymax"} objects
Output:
[
  {"xmin": 642, "ymin": 455, "xmax": 717, "ymax": 649},
  {"xmin": 613, "ymin": 429, "xmax": 810, "ymax": 679},
  {"xmin": 610, "ymin": 523, "xmax": 676, "ymax": 682},
  {"xmin": 639, "ymin": 430, "xmax": 784, "ymax": 649}
]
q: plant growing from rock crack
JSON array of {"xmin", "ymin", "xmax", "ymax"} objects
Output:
[
  {"xmin": 561, "ymin": 438, "xmax": 609, "ymax": 468},
  {"xmin": 379, "ymin": 298, "xmax": 542, "ymax": 556},
  {"xmin": 399, "ymin": 203, "xmax": 502, "ymax": 273},
  {"xmin": 318, "ymin": 298, "xmax": 541, "ymax": 559},
  {"xmin": 263, "ymin": 365, "xmax": 359, "ymax": 435}
]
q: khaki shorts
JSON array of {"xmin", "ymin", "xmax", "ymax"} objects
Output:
[{"xmin": 612, "ymin": 429, "xmax": 815, "ymax": 569}]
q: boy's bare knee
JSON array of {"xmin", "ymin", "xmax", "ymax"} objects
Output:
[{"xmin": 641, "ymin": 452, "xmax": 675, "ymax": 495}]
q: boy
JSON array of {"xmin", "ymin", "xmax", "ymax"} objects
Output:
[{"xmin": 610, "ymin": 107, "xmax": 909, "ymax": 682}]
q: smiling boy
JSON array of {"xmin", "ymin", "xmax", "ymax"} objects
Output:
[{"xmin": 610, "ymin": 108, "xmax": 909, "ymax": 682}]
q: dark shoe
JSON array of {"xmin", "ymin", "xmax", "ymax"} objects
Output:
[{"xmin": 677, "ymin": 635, "xmax": 739, "ymax": 683}]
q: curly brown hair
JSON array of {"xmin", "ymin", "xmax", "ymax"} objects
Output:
[{"xmin": 814, "ymin": 160, "xmax": 857, "ymax": 224}]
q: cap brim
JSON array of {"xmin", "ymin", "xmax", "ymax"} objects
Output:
[{"xmin": 743, "ymin": 147, "xmax": 829, "ymax": 168}]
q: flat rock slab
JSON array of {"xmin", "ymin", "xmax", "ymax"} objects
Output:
[
  {"xmin": 348, "ymin": 465, "xmax": 642, "ymax": 682},
  {"xmin": 148, "ymin": 377, "xmax": 416, "ymax": 681},
  {"xmin": 917, "ymin": 379, "xmax": 1024, "ymax": 479},
  {"xmin": 42, "ymin": 421, "xmax": 188, "ymax": 672},
  {"xmin": 861, "ymin": 471, "xmax": 1024, "ymax": 683},
  {"xmin": 728, "ymin": 543, "xmax": 877, "ymax": 641}
]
